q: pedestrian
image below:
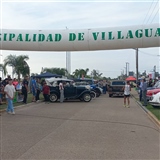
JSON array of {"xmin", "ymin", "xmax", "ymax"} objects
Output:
[
  {"xmin": 141, "ymin": 78, "xmax": 148, "ymax": 106},
  {"xmin": 42, "ymin": 82, "xmax": 50, "ymax": 103},
  {"xmin": 59, "ymin": 81, "xmax": 64, "ymax": 103},
  {"xmin": 31, "ymin": 77, "xmax": 37, "ymax": 102},
  {"xmin": 22, "ymin": 75, "xmax": 29, "ymax": 104},
  {"xmin": 4, "ymin": 79, "xmax": 16, "ymax": 115},
  {"xmin": 12, "ymin": 78, "xmax": 18, "ymax": 88},
  {"xmin": 138, "ymin": 78, "xmax": 143, "ymax": 101},
  {"xmin": 0, "ymin": 77, "xmax": 3, "ymax": 105},
  {"xmin": 16, "ymin": 80, "xmax": 23, "ymax": 102},
  {"xmin": 102, "ymin": 80, "xmax": 107, "ymax": 94},
  {"xmin": 123, "ymin": 81, "xmax": 131, "ymax": 108},
  {"xmin": 2, "ymin": 78, "xmax": 8, "ymax": 87},
  {"xmin": 36, "ymin": 78, "xmax": 42, "ymax": 102}
]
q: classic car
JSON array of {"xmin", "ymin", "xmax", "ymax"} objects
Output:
[
  {"xmin": 45, "ymin": 78, "xmax": 93, "ymax": 102},
  {"xmin": 146, "ymin": 88, "xmax": 160, "ymax": 101},
  {"xmin": 149, "ymin": 92, "xmax": 160, "ymax": 108},
  {"xmin": 73, "ymin": 78, "xmax": 102, "ymax": 97}
]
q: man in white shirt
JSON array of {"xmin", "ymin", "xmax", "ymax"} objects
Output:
[
  {"xmin": 4, "ymin": 79, "xmax": 16, "ymax": 114},
  {"xmin": 59, "ymin": 82, "xmax": 64, "ymax": 103}
]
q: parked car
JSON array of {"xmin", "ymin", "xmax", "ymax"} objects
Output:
[
  {"xmin": 45, "ymin": 78, "xmax": 93, "ymax": 102},
  {"xmin": 146, "ymin": 88, "xmax": 160, "ymax": 101},
  {"xmin": 73, "ymin": 78, "xmax": 102, "ymax": 97},
  {"xmin": 107, "ymin": 80, "xmax": 125, "ymax": 97},
  {"xmin": 74, "ymin": 81, "xmax": 96, "ymax": 99},
  {"xmin": 149, "ymin": 92, "xmax": 160, "ymax": 108}
]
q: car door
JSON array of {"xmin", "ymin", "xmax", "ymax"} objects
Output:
[{"xmin": 64, "ymin": 85, "xmax": 77, "ymax": 98}]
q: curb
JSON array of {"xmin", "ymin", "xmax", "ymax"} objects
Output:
[{"xmin": 131, "ymin": 94, "xmax": 160, "ymax": 127}]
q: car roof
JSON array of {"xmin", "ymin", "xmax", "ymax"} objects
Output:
[{"xmin": 45, "ymin": 77, "xmax": 73, "ymax": 83}]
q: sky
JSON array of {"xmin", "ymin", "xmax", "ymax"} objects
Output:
[{"xmin": 0, "ymin": 0, "xmax": 160, "ymax": 78}]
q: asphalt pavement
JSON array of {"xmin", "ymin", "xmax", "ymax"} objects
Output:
[{"xmin": 0, "ymin": 92, "xmax": 159, "ymax": 160}]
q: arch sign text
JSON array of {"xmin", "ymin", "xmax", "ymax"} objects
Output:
[{"xmin": 0, "ymin": 23, "xmax": 159, "ymax": 51}]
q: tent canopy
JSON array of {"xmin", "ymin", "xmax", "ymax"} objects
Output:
[
  {"xmin": 126, "ymin": 76, "xmax": 136, "ymax": 81},
  {"xmin": 33, "ymin": 72, "xmax": 62, "ymax": 78}
]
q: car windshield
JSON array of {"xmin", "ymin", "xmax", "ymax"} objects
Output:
[{"xmin": 112, "ymin": 81, "xmax": 125, "ymax": 85}]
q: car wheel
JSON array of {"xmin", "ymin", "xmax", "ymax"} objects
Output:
[
  {"xmin": 49, "ymin": 93, "xmax": 58, "ymax": 102},
  {"xmin": 83, "ymin": 93, "xmax": 92, "ymax": 102},
  {"xmin": 109, "ymin": 94, "xmax": 113, "ymax": 97},
  {"xmin": 95, "ymin": 89, "xmax": 101, "ymax": 97},
  {"xmin": 90, "ymin": 91, "xmax": 96, "ymax": 99}
]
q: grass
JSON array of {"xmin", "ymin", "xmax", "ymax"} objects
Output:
[
  {"xmin": 136, "ymin": 98, "xmax": 160, "ymax": 120},
  {"xmin": 145, "ymin": 105, "xmax": 160, "ymax": 120},
  {"xmin": 0, "ymin": 93, "xmax": 44, "ymax": 112}
]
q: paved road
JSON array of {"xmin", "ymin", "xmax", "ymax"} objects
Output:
[{"xmin": 0, "ymin": 94, "xmax": 159, "ymax": 160}]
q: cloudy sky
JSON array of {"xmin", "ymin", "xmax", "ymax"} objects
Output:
[{"xmin": 0, "ymin": 0, "xmax": 159, "ymax": 78}]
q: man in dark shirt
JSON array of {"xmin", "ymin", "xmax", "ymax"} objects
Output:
[
  {"xmin": 141, "ymin": 78, "xmax": 147, "ymax": 106},
  {"xmin": 2, "ymin": 78, "xmax": 8, "ymax": 87},
  {"xmin": 22, "ymin": 76, "xmax": 29, "ymax": 104}
]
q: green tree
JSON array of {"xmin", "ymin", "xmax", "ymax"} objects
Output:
[
  {"xmin": 43, "ymin": 67, "xmax": 68, "ymax": 76},
  {"xmin": 0, "ymin": 64, "xmax": 7, "ymax": 77},
  {"xmin": 4, "ymin": 55, "xmax": 30, "ymax": 80},
  {"xmin": 91, "ymin": 69, "xmax": 103, "ymax": 79},
  {"xmin": 72, "ymin": 68, "xmax": 89, "ymax": 78}
]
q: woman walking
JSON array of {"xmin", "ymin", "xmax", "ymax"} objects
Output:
[{"xmin": 123, "ymin": 81, "xmax": 131, "ymax": 108}]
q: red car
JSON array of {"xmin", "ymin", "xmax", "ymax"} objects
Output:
[{"xmin": 147, "ymin": 88, "xmax": 160, "ymax": 100}]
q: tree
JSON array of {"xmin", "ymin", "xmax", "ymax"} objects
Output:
[
  {"xmin": 0, "ymin": 64, "xmax": 7, "ymax": 77},
  {"xmin": 43, "ymin": 67, "xmax": 68, "ymax": 76},
  {"xmin": 4, "ymin": 55, "xmax": 30, "ymax": 80},
  {"xmin": 91, "ymin": 69, "xmax": 103, "ymax": 79},
  {"xmin": 72, "ymin": 68, "xmax": 89, "ymax": 78}
]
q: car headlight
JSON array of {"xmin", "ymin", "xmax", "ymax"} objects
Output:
[{"xmin": 85, "ymin": 85, "xmax": 91, "ymax": 90}]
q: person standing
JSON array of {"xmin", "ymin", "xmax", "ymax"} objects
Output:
[
  {"xmin": 59, "ymin": 81, "xmax": 64, "ymax": 103},
  {"xmin": 4, "ymin": 79, "xmax": 16, "ymax": 114},
  {"xmin": 123, "ymin": 81, "xmax": 131, "ymax": 108},
  {"xmin": 102, "ymin": 80, "xmax": 107, "ymax": 94},
  {"xmin": 42, "ymin": 82, "xmax": 50, "ymax": 103},
  {"xmin": 31, "ymin": 77, "xmax": 37, "ymax": 102},
  {"xmin": 12, "ymin": 78, "xmax": 18, "ymax": 88},
  {"xmin": 36, "ymin": 78, "xmax": 42, "ymax": 102},
  {"xmin": 22, "ymin": 76, "xmax": 29, "ymax": 104},
  {"xmin": 0, "ymin": 77, "xmax": 3, "ymax": 105},
  {"xmin": 141, "ymin": 78, "xmax": 148, "ymax": 106},
  {"xmin": 137, "ymin": 78, "xmax": 143, "ymax": 101}
]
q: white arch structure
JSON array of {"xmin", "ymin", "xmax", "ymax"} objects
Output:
[{"xmin": 0, "ymin": 23, "xmax": 160, "ymax": 51}]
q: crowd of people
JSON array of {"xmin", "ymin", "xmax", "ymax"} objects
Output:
[
  {"xmin": 137, "ymin": 76, "xmax": 160, "ymax": 106},
  {"xmin": 0, "ymin": 75, "xmax": 52, "ymax": 115}
]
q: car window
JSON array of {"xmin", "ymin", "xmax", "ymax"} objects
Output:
[{"xmin": 112, "ymin": 81, "xmax": 125, "ymax": 85}]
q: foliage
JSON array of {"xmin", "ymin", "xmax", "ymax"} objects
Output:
[
  {"xmin": 0, "ymin": 64, "xmax": 7, "ymax": 76},
  {"xmin": 4, "ymin": 55, "xmax": 29, "ymax": 80},
  {"xmin": 42, "ymin": 67, "xmax": 68, "ymax": 76},
  {"xmin": 72, "ymin": 68, "xmax": 89, "ymax": 78},
  {"xmin": 91, "ymin": 69, "xmax": 103, "ymax": 79}
]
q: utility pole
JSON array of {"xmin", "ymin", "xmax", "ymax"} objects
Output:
[
  {"xmin": 126, "ymin": 62, "xmax": 127, "ymax": 76},
  {"xmin": 154, "ymin": 65, "xmax": 156, "ymax": 79},
  {"xmin": 126, "ymin": 62, "xmax": 129, "ymax": 76},
  {"xmin": 136, "ymin": 48, "xmax": 138, "ymax": 83}
]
